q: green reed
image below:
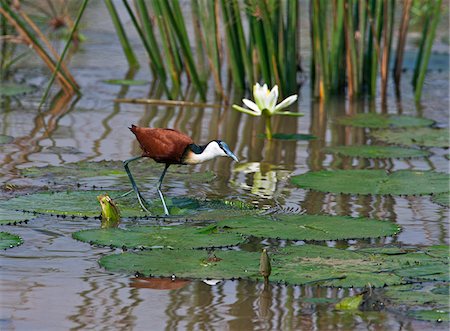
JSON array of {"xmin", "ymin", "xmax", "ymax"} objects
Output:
[{"xmin": 110, "ymin": 0, "xmax": 300, "ymax": 99}]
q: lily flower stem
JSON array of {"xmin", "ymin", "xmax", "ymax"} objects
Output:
[{"xmin": 264, "ymin": 115, "xmax": 272, "ymax": 140}]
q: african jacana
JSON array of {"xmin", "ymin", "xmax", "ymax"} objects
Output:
[{"xmin": 124, "ymin": 125, "xmax": 239, "ymax": 215}]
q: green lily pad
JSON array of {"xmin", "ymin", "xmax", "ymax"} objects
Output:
[
  {"xmin": 337, "ymin": 113, "xmax": 434, "ymax": 128},
  {"xmin": 291, "ymin": 170, "xmax": 449, "ymax": 195},
  {"xmin": 218, "ymin": 215, "xmax": 400, "ymax": 241},
  {"xmin": 0, "ymin": 209, "xmax": 33, "ymax": 225},
  {"xmin": 0, "ymin": 83, "xmax": 35, "ymax": 97},
  {"xmin": 394, "ymin": 264, "xmax": 449, "ymax": 281},
  {"xmin": 385, "ymin": 283, "xmax": 450, "ymax": 322},
  {"xmin": 371, "ymin": 127, "xmax": 450, "ymax": 148},
  {"xmin": 0, "ymin": 190, "xmax": 255, "ymax": 218},
  {"xmin": 408, "ymin": 310, "xmax": 449, "ymax": 322},
  {"xmin": 100, "ymin": 249, "xmax": 261, "ymax": 279},
  {"xmin": 73, "ymin": 225, "xmax": 246, "ymax": 250},
  {"xmin": 0, "ymin": 231, "xmax": 23, "ymax": 250},
  {"xmin": 431, "ymin": 193, "xmax": 449, "ymax": 207},
  {"xmin": 102, "ymin": 79, "xmax": 149, "ymax": 85},
  {"xmin": 99, "ymin": 244, "xmax": 448, "ymax": 288},
  {"xmin": 0, "ymin": 135, "xmax": 14, "ymax": 145},
  {"xmin": 323, "ymin": 145, "xmax": 430, "ymax": 159},
  {"xmin": 385, "ymin": 284, "xmax": 449, "ymax": 308}
]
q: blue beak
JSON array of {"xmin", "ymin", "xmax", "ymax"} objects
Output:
[{"xmin": 219, "ymin": 142, "xmax": 239, "ymax": 162}]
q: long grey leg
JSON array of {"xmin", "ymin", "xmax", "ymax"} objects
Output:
[
  {"xmin": 157, "ymin": 164, "xmax": 170, "ymax": 215},
  {"xmin": 123, "ymin": 156, "xmax": 150, "ymax": 213}
]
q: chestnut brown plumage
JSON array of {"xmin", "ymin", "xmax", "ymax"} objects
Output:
[{"xmin": 124, "ymin": 125, "xmax": 239, "ymax": 215}]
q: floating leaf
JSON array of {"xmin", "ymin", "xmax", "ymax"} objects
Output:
[
  {"xmin": 408, "ymin": 310, "xmax": 449, "ymax": 322},
  {"xmin": 291, "ymin": 170, "xmax": 449, "ymax": 195},
  {"xmin": 98, "ymin": 244, "xmax": 448, "ymax": 288},
  {"xmin": 99, "ymin": 249, "xmax": 261, "ymax": 280},
  {"xmin": 0, "ymin": 135, "xmax": 14, "ymax": 145},
  {"xmin": 0, "ymin": 231, "xmax": 23, "ymax": 250},
  {"xmin": 431, "ymin": 193, "xmax": 449, "ymax": 207},
  {"xmin": 337, "ymin": 113, "xmax": 434, "ymax": 128},
  {"xmin": 102, "ymin": 79, "xmax": 149, "ymax": 85},
  {"xmin": 394, "ymin": 264, "xmax": 449, "ymax": 281},
  {"xmin": 218, "ymin": 215, "xmax": 400, "ymax": 241},
  {"xmin": 385, "ymin": 284, "xmax": 449, "ymax": 308},
  {"xmin": 73, "ymin": 225, "xmax": 246, "ymax": 249},
  {"xmin": 0, "ymin": 83, "xmax": 35, "ymax": 97},
  {"xmin": 0, "ymin": 209, "xmax": 33, "ymax": 225},
  {"xmin": 371, "ymin": 127, "xmax": 450, "ymax": 148},
  {"xmin": 0, "ymin": 190, "xmax": 253, "ymax": 218},
  {"xmin": 323, "ymin": 145, "xmax": 430, "ymax": 159}
]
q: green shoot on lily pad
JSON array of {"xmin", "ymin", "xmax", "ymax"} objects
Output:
[{"xmin": 232, "ymin": 83, "xmax": 303, "ymax": 140}]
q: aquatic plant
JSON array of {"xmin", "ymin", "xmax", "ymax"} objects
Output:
[{"xmin": 232, "ymin": 83, "xmax": 302, "ymax": 139}]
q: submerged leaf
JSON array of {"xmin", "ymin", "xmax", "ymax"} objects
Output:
[
  {"xmin": 291, "ymin": 170, "xmax": 449, "ymax": 196},
  {"xmin": 0, "ymin": 231, "xmax": 23, "ymax": 250},
  {"xmin": 73, "ymin": 225, "xmax": 246, "ymax": 249},
  {"xmin": 323, "ymin": 145, "xmax": 430, "ymax": 159},
  {"xmin": 0, "ymin": 83, "xmax": 35, "ymax": 97},
  {"xmin": 218, "ymin": 215, "xmax": 400, "ymax": 240},
  {"xmin": 371, "ymin": 127, "xmax": 450, "ymax": 148},
  {"xmin": 338, "ymin": 113, "xmax": 434, "ymax": 128},
  {"xmin": 0, "ymin": 135, "xmax": 14, "ymax": 145}
]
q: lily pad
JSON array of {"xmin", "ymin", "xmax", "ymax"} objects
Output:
[
  {"xmin": 291, "ymin": 170, "xmax": 449, "ymax": 196},
  {"xmin": 337, "ymin": 113, "xmax": 434, "ymax": 128},
  {"xmin": 385, "ymin": 284, "xmax": 449, "ymax": 308},
  {"xmin": 98, "ymin": 244, "xmax": 448, "ymax": 288},
  {"xmin": 218, "ymin": 215, "xmax": 400, "ymax": 241},
  {"xmin": 371, "ymin": 127, "xmax": 450, "ymax": 148},
  {"xmin": 0, "ymin": 231, "xmax": 23, "ymax": 250},
  {"xmin": 394, "ymin": 264, "xmax": 449, "ymax": 281},
  {"xmin": 102, "ymin": 79, "xmax": 149, "ymax": 86},
  {"xmin": 0, "ymin": 83, "xmax": 35, "ymax": 97},
  {"xmin": 0, "ymin": 209, "xmax": 33, "ymax": 225},
  {"xmin": 100, "ymin": 249, "xmax": 261, "ymax": 280},
  {"xmin": 431, "ymin": 193, "xmax": 449, "ymax": 207},
  {"xmin": 0, "ymin": 190, "xmax": 255, "ymax": 218},
  {"xmin": 0, "ymin": 135, "xmax": 14, "ymax": 145},
  {"xmin": 73, "ymin": 225, "xmax": 246, "ymax": 250},
  {"xmin": 323, "ymin": 145, "xmax": 430, "ymax": 159},
  {"xmin": 408, "ymin": 310, "xmax": 449, "ymax": 322}
]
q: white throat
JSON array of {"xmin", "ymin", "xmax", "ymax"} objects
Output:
[{"xmin": 186, "ymin": 141, "xmax": 227, "ymax": 164}]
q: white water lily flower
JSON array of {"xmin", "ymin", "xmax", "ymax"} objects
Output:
[
  {"xmin": 232, "ymin": 83, "xmax": 303, "ymax": 140},
  {"xmin": 233, "ymin": 83, "xmax": 299, "ymax": 116}
]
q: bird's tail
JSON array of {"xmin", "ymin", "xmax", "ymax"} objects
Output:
[{"xmin": 129, "ymin": 124, "xmax": 138, "ymax": 134}]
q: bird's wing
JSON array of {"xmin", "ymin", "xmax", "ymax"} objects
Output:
[{"xmin": 131, "ymin": 127, "xmax": 194, "ymax": 163}]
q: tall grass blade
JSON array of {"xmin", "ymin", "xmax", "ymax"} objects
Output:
[
  {"xmin": 393, "ymin": 0, "xmax": 412, "ymax": 93},
  {"xmin": 104, "ymin": 0, "xmax": 139, "ymax": 69},
  {"xmin": 38, "ymin": 0, "xmax": 89, "ymax": 110},
  {"xmin": 414, "ymin": 0, "xmax": 442, "ymax": 102}
]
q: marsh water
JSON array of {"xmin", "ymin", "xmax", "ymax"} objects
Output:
[{"xmin": 1, "ymin": 2, "xmax": 449, "ymax": 330}]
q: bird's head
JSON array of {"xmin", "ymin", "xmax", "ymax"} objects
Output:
[
  {"xmin": 214, "ymin": 140, "xmax": 239, "ymax": 162},
  {"xmin": 184, "ymin": 140, "xmax": 239, "ymax": 164}
]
